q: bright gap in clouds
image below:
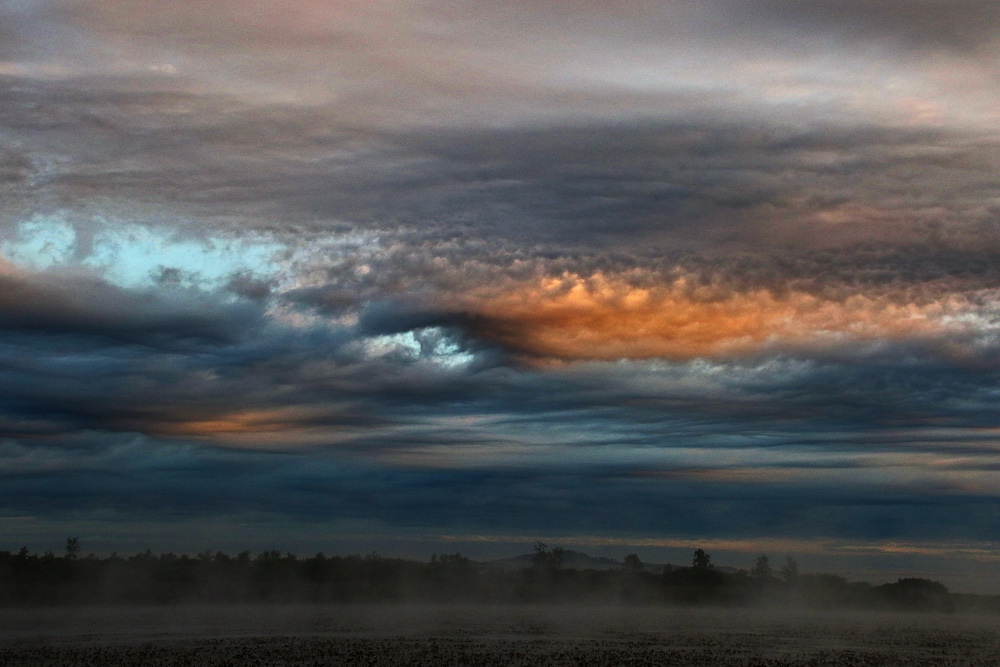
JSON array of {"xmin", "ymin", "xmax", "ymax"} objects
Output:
[
  {"xmin": 364, "ymin": 328, "xmax": 475, "ymax": 368},
  {"xmin": 0, "ymin": 216, "xmax": 282, "ymax": 288}
]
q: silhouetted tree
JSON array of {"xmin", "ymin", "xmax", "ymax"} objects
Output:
[
  {"xmin": 64, "ymin": 537, "xmax": 80, "ymax": 561},
  {"xmin": 425, "ymin": 553, "xmax": 476, "ymax": 600},
  {"xmin": 779, "ymin": 556, "xmax": 799, "ymax": 581},
  {"xmin": 531, "ymin": 542, "xmax": 564, "ymax": 571},
  {"xmin": 531, "ymin": 542, "xmax": 548, "ymax": 567},
  {"xmin": 664, "ymin": 549, "xmax": 742, "ymax": 605},
  {"xmin": 874, "ymin": 578, "xmax": 952, "ymax": 612},
  {"xmin": 751, "ymin": 555, "xmax": 771, "ymax": 579},
  {"xmin": 623, "ymin": 553, "xmax": 643, "ymax": 572}
]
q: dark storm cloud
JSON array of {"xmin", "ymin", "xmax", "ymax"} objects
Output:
[
  {"xmin": 0, "ymin": 270, "xmax": 508, "ymax": 448},
  {"xmin": 0, "ymin": 270, "xmax": 262, "ymax": 346},
  {"xmin": 10, "ymin": 268, "xmax": 1000, "ymax": 457},
  {"xmin": 378, "ymin": 121, "xmax": 1000, "ymax": 258},
  {"xmin": 224, "ymin": 272, "xmax": 274, "ymax": 301},
  {"xmin": 4, "ymin": 267, "xmax": 1000, "ymax": 558}
]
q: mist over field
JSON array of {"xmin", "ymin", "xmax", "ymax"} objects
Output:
[
  {"xmin": 4, "ymin": 603, "xmax": 1000, "ymax": 666},
  {"xmin": 4, "ymin": 0, "xmax": 1000, "ymax": 615}
]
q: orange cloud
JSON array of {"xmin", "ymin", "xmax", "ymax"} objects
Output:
[
  {"xmin": 158, "ymin": 412, "xmax": 292, "ymax": 436},
  {"xmin": 111, "ymin": 408, "xmax": 344, "ymax": 444},
  {"xmin": 458, "ymin": 273, "xmax": 967, "ymax": 361}
]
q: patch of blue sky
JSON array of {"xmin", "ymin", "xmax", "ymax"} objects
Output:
[
  {"xmin": 0, "ymin": 218, "xmax": 76, "ymax": 269},
  {"xmin": 87, "ymin": 225, "xmax": 281, "ymax": 288},
  {"xmin": 1, "ymin": 216, "xmax": 282, "ymax": 288}
]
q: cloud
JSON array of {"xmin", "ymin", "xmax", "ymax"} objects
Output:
[
  {"xmin": 5, "ymin": 0, "xmax": 1000, "ymax": 584},
  {"xmin": 4, "ymin": 73, "xmax": 999, "ymax": 288},
  {"xmin": 8, "ymin": 0, "xmax": 1000, "ymax": 129},
  {"xmin": 447, "ymin": 271, "xmax": 992, "ymax": 362},
  {"xmin": 0, "ymin": 269, "xmax": 263, "ymax": 346},
  {"xmin": 4, "ymin": 261, "xmax": 1000, "ymax": 562},
  {"xmin": 727, "ymin": 0, "xmax": 1000, "ymax": 56}
]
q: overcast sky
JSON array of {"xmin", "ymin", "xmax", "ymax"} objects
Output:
[{"xmin": 3, "ymin": 0, "xmax": 1000, "ymax": 591}]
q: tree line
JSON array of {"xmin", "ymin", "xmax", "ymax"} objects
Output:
[{"xmin": 0, "ymin": 539, "xmax": 994, "ymax": 612}]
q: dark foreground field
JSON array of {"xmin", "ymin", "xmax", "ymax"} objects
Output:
[{"xmin": 2, "ymin": 605, "xmax": 999, "ymax": 666}]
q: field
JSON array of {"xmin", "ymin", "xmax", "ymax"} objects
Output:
[{"xmin": 1, "ymin": 604, "xmax": 999, "ymax": 666}]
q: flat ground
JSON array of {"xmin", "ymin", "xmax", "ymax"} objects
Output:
[{"xmin": 1, "ymin": 604, "xmax": 998, "ymax": 665}]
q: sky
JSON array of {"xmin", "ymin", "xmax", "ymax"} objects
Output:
[{"xmin": 3, "ymin": 0, "xmax": 1000, "ymax": 592}]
